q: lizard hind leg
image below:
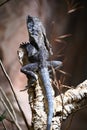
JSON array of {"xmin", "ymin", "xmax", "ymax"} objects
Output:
[
  {"xmin": 47, "ymin": 60, "xmax": 63, "ymax": 78},
  {"xmin": 21, "ymin": 63, "xmax": 38, "ymax": 84},
  {"xmin": 21, "ymin": 67, "xmax": 38, "ymax": 87},
  {"xmin": 48, "ymin": 60, "xmax": 63, "ymax": 69},
  {"xmin": 21, "ymin": 67, "xmax": 38, "ymax": 80}
]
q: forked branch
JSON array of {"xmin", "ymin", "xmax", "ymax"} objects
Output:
[{"xmin": 27, "ymin": 79, "xmax": 87, "ymax": 130}]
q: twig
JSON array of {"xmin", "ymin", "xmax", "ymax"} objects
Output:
[
  {"xmin": 0, "ymin": 0, "xmax": 11, "ymax": 7},
  {"xmin": 0, "ymin": 60, "xmax": 30, "ymax": 130},
  {"xmin": 2, "ymin": 120, "xmax": 7, "ymax": 130},
  {"xmin": 0, "ymin": 87, "xmax": 17, "ymax": 121},
  {"xmin": 0, "ymin": 97, "xmax": 21, "ymax": 130}
]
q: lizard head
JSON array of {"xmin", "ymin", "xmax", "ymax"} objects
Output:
[
  {"xmin": 26, "ymin": 15, "xmax": 53, "ymax": 55},
  {"xmin": 26, "ymin": 15, "xmax": 45, "ymax": 50}
]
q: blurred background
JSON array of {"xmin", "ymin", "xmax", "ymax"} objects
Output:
[{"xmin": 0, "ymin": 0, "xmax": 87, "ymax": 130}]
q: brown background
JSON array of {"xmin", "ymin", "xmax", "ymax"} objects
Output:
[{"xmin": 0, "ymin": 0, "xmax": 87, "ymax": 130}]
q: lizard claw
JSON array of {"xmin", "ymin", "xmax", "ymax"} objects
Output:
[
  {"xmin": 20, "ymin": 42, "xmax": 29, "ymax": 47},
  {"xmin": 29, "ymin": 79, "xmax": 37, "ymax": 86}
]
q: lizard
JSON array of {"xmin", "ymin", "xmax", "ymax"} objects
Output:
[{"xmin": 17, "ymin": 15, "xmax": 63, "ymax": 130}]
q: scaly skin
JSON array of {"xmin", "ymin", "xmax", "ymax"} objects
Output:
[
  {"xmin": 18, "ymin": 16, "xmax": 62, "ymax": 130},
  {"xmin": 27, "ymin": 16, "xmax": 53, "ymax": 130},
  {"xmin": 18, "ymin": 42, "xmax": 53, "ymax": 130}
]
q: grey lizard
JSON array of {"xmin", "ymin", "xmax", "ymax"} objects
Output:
[{"xmin": 17, "ymin": 15, "xmax": 62, "ymax": 130}]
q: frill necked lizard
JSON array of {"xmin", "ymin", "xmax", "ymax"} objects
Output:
[{"xmin": 17, "ymin": 15, "xmax": 62, "ymax": 130}]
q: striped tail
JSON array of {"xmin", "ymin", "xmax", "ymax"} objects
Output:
[{"xmin": 40, "ymin": 67, "xmax": 53, "ymax": 130}]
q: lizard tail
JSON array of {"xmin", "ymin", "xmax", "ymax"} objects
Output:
[{"xmin": 40, "ymin": 67, "xmax": 53, "ymax": 130}]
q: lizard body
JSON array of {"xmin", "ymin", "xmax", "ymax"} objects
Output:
[
  {"xmin": 26, "ymin": 16, "xmax": 54, "ymax": 130},
  {"xmin": 17, "ymin": 16, "xmax": 62, "ymax": 130}
]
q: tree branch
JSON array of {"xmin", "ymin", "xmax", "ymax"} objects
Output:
[{"xmin": 28, "ymin": 79, "xmax": 87, "ymax": 130}]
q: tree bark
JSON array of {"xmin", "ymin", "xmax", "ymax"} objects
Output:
[{"xmin": 28, "ymin": 79, "xmax": 87, "ymax": 130}]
